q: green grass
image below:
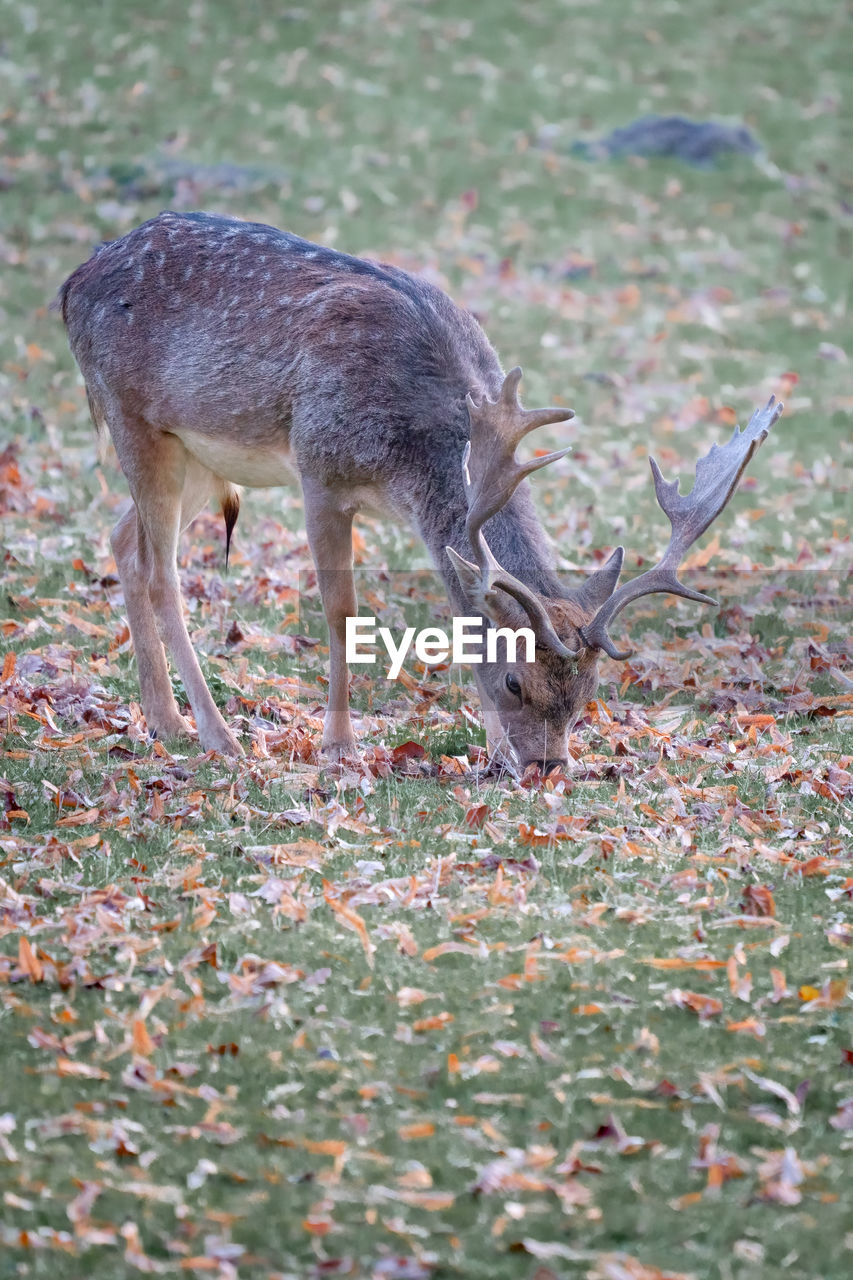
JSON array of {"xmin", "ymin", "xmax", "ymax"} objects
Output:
[{"xmin": 1, "ymin": 0, "xmax": 852, "ymax": 1277}]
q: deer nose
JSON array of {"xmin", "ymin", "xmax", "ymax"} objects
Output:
[{"xmin": 540, "ymin": 758, "xmax": 567, "ymax": 775}]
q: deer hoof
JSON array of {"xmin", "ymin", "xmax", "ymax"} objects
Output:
[
  {"xmin": 321, "ymin": 740, "xmax": 360, "ymax": 764},
  {"xmin": 148, "ymin": 713, "xmax": 193, "ymax": 742},
  {"xmin": 201, "ymin": 726, "xmax": 244, "ymax": 757}
]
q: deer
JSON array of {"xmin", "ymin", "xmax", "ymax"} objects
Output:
[{"xmin": 54, "ymin": 210, "xmax": 782, "ymax": 774}]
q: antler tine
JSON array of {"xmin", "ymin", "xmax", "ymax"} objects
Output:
[
  {"xmin": 468, "ymin": 365, "xmax": 576, "ymax": 444},
  {"xmin": 463, "ymin": 366, "xmax": 574, "ymax": 573},
  {"xmin": 579, "ymin": 397, "xmax": 783, "ymax": 660},
  {"xmin": 447, "ymin": 366, "xmax": 579, "ymax": 659}
]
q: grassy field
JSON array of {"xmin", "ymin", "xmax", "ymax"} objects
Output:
[{"xmin": 1, "ymin": 1, "xmax": 852, "ymax": 1277}]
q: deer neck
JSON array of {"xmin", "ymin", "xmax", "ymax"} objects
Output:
[{"xmin": 414, "ymin": 470, "xmax": 564, "ymax": 617}]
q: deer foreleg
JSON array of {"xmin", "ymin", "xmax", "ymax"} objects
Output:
[{"xmin": 302, "ymin": 480, "xmax": 358, "ymax": 757}]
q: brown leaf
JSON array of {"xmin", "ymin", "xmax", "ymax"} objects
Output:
[
  {"xmin": 55, "ymin": 807, "xmax": 100, "ymax": 828},
  {"xmin": 666, "ymin": 989, "xmax": 723, "ymax": 1020},
  {"xmin": 56, "ymin": 1058, "xmax": 109, "ymax": 1080},
  {"xmin": 18, "ymin": 936, "xmax": 43, "ymax": 982},
  {"xmin": 465, "ymin": 802, "xmax": 490, "ymax": 828},
  {"xmin": 323, "ymin": 880, "xmax": 374, "ymax": 968},
  {"xmin": 742, "ymin": 884, "xmax": 776, "ymax": 917}
]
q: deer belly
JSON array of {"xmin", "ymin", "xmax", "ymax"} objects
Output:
[{"xmin": 172, "ymin": 428, "xmax": 297, "ymax": 488}]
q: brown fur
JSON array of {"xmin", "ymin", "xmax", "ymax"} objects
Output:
[{"xmin": 56, "ymin": 211, "xmax": 621, "ymax": 767}]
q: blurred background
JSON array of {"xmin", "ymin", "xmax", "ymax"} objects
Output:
[{"xmin": 1, "ymin": 0, "xmax": 850, "ymax": 562}]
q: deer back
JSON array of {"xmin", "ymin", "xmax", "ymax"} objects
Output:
[{"xmin": 59, "ymin": 213, "xmax": 497, "ymax": 489}]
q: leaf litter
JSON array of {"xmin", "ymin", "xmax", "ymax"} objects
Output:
[{"xmin": 1, "ymin": 0, "xmax": 852, "ymax": 1276}]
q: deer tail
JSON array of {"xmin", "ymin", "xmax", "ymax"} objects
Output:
[{"xmin": 219, "ymin": 482, "xmax": 241, "ymax": 568}]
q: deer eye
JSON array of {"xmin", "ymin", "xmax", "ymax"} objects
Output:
[{"xmin": 505, "ymin": 672, "xmax": 522, "ymax": 698}]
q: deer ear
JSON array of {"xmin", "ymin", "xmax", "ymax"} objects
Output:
[
  {"xmin": 446, "ymin": 545, "xmax": 531, "ymax": 633},
  {"xmin": 574, "ymin": 546, "xmax": 624, "ymax": 613},
  {"xmin": 446, "ymin": 545, "xmax": 483, "ymax": 598}
]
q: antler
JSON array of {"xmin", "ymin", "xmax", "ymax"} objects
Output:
[
  {"xmin": 579, "ymin": 397, "xmax": 784, "ymax": 660},
  {"xmin": 446, "ymin": 366, "xmax": 578, "ymax": 657}
]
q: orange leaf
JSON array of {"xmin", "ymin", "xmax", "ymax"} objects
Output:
[
  {"xmin": 350, "ymin": 525, "xmax": 367, "ymax": 558},
  {"xmin": 524, "ymin": 941, "xmax": 543, "ymax": 982},
  {"xmin": 132, "ymin": 1019, "xmax": 154, "ymax": 1057},
  {"xmin": 110, "ymin": 623, "xmax": 131, "ymax": 651},
  {"xmin": 302, "ymin": 1218, "xmax": 332, "ymax": 1236},
  {"xmin": 398, "ymin": 1122, "xmax": 435, "ymax": 1140},
  {"xmin": 421, "ymin": 940, "xmax": 482, "ymax": 962},
  {"xmin": 396, "ymin": 987, "xmax": 433, "ymax": 1008},
  {"xmin": 683, "ymin": 532, "xmax": 721, "ymax": 570},
  {"xmin": 322, "ymin": 880, "xmax": 374, "ymax": 968},
  {"xmin": 303, "ymin": 1139, "xmax": 346, "ymax": 1156},
  {"xmin": 397, "ymin": 1190, "xmax": 455, "ymax": 1210},
  {"xmin": 497, "ymin": 972, "xmax": 523, "ymax": 990},
  {"xmin": 413, "ymin": 1012, "xmax": 454, "ymax": 1032},
  {"xmin": 800, "ymin": 979, "xmax": 848, "ymax": 1008},
  {"xmin": 668, "ymin": 989, "xmax": 723, "ymax": 1020},
  {"xmin": 56, "ymin": 1058, "xmax": 109, "ymax": 1079},
  {"xmin": 770, "ymin": 968, "xmax": 790, "ymax": 1002},
  {"xmin": 517, "ymin": 823, "xmax": 551, "ymax": 847},
  {"xmin": 795, "ymin": 857, "xmax": 830, "ymax": 877},
  {"xmin": 726, "ymin": 1017, "xmax": 766, "ymax": 1038},
  {"xmin": 18, "ymin": 936, "xmax": 43, "ymax": 982},
  {"xmin": 738, "ymin": 714, "xmax": 776, "ymax": 730},
  {"xmin": 1, "ymin": 651, "xmax": 15, "ymax": 682},
  {"xmin": 671, "ymin": 1191, "xmax": 704, "ymax": 1209}
]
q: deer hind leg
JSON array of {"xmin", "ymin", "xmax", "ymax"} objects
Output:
[
  {"xmin": 301, "ymin": 478, "xmax": 358, "ymax": 758},
  {"xmin": 111, "ymin": 502, "xmax": 188, "ymax": 741},
  {"xmin": 113, "ymin": 427, "xmax": 242, "ymax": 756}
]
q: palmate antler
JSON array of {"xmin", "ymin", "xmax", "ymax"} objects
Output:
[
  {"xmin": 579, "ymin": 396, "xmax": 784, "ymax": 659},
  {"xmin": 448, "ymin": 372, "xmax": 782, "ymax": 664},
  {"xmin": 445, "ymin": 367, "xmax": 579, "ymax": 657}
]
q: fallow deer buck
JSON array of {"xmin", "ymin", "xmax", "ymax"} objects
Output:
[{"xmin": 56, "ymin": 211, "xmax": 782, "ymax": 773}]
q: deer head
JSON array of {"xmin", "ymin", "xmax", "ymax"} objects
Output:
[{"xmin": 447, "ymin": 369, "xmax": 783, "ymax": 774}]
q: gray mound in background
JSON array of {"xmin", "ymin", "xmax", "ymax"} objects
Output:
[{"xmin": 574, "ymin": 114, "xmax": 760, "ymax": 166}]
